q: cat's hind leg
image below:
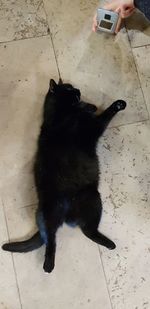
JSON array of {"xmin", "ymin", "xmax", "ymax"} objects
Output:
[
  {"xmin": 41, "ymin": 199, "xmax": 66, "ymax": 273},
  {"xmin": 81, "ymin": 227, "xmax": 116, "ymax": 250},
  {"xmin": 36, "ymin": 208, "xmax": 56, "ymax": 273},
  {"xmin": 43, "ymin": 233, "xmax": 56, "ymax": 273},
  {"xmin": 77, "ymin": 186, "xmax": 116, "ymax": 250}
]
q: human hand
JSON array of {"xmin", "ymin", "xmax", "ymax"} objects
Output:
[{"xmin": 92, "ymin": 0, "xmax": 135, "ymax": 33}]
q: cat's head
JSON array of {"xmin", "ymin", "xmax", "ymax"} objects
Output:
[{"xmin": 49, "ymin": 79, "xmax": 81, "ymax": 108}]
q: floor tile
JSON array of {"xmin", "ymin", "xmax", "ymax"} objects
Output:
[
  {"xmin": 43, "ymin": 0, "xmax": 148, "ymax": 126},
  {"xmin": 97, "ymin": 121, "xmax": 150, "ymax": 309},
  {"xmin": 0, "ymin": 36, "xmax": 59, "ymax": 207},
  {"xmin": 133, "ymin": 45, "xmax": 150, "ymax": 117},
  {"xmin": 3, "ymin": 204, "xmax": 112, "ymax": 309},
  {"xmin": 1, "ymin": 1, "xmax": 150, "ymax": 308},
  {"xmin": 0, "ymin": 198, "xmax": 21, "ymax": 309},
  {"xmin": 126, "ymin": 10, "xmax": 150, "ymax": 48},
  {"xmin": 0, "ymin": 0, "xmax": 49, "ymax": 42}
]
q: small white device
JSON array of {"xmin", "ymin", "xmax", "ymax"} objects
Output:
[{"xmin": 97, "ymin": 8, "xmax": 119, "ymax": 34}]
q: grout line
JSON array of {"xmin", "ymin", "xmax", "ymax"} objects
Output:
[
  {"xmin": 49, "ymin": 31, "xmax": 61, "ymax": 79},
  {"xmin": 132, "ymin": 43, "xmax": 150, "ymax": 49},
  {"xmin": 1, "ymin": 198, "xmax": 23, "ymax": 309},
  {"xmin": 132, "ymin": 58, "xmax": 150, "ymax": 120},
  {"xmin": 106, "ymin": 117, "xmax": 149, "ymax": 132},
  {"xmin": 0, "ymin": 33, "xmax": 49, "ymax": 45},
  {"xmin": 98, "ymin": 246, "xmax": 114, "ymax": 309},
  {"xmin": 125, "ymin": 26, "xmax": 150, "ymax": 120},
  {"xmin": 124, "ymin": 24, "xmax": 150, "ymax": 50},
  {"xmin": 42, "ymin": 1, "xmax": 61, "ymax": 79},
  {"xmin": 11, "ymin": 258, "xmax": 23, "ymax": 309}
]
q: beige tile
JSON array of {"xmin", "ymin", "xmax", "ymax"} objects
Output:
[
  {"xmin": 0, "ymin": 198, "xmax": 21, "ymax": 309},
  {"xmin": 3, "ymin": 204, "xmax": 112, "ymax": 309},
  {"xmin": 0, "ymin": 0, "xmax": 49, "ymax": 42},
  {"xmin": 4, "ymin": 202, "xmax": 37, "ymax": 240},
  {"xmin": 97, "ymin": 121, "xmax": 150, "ymax": 308},
  {"xmin": 0, "ymin": 36, "xmax": 58, "ymax": 207},
  {"xmin": 126, "ymin": 10, "xmax": 150, "ymax": 48},
  {"xmin": 43, "ymin": 0, "xmax": 148, "ymax": 126},
  {"xmin": 1, "ymin": 168, "xmax": 38, "ymax": 210},
  {"xmin": 133, "ymin": 45, "xmax": 150, "ymax": 117}
]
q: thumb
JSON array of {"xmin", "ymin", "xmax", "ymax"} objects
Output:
[
  {"xmin": 92, "ymin": 14, "xmax": 97, "ymax": 32},
  {"xmin": 114, "ymin": 7, "xmax": 122, "ymax": 33},
  {"xmin": 115, "ymin": 16, "xmax": 122, "ymax": 33},
  {"xmin": 115, "ymin": 7, "xmax": 121, "ymax": 14}
]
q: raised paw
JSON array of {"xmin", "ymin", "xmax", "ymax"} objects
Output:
[
  {"xmin": 106, "ymin": 239, "xmax": 116, "ymax": 250},
  {"xmin": 113, "ymin": 100, "xmax": 127, "ymax": 112}
]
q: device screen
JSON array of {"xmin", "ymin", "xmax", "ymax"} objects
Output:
[
  {"xmin": 105, "ymin": 14, "xmax": 111, "ymax": 20},
  {"xmin": 99, "ymin": 20, "xmax": 112, "ymax": 30}
]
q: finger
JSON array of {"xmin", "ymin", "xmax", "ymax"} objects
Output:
[
  {"xmin": 92, "ymin": 24, "xmax": 97, "ymax": 32},
  {"xmin": 120, "ymin": 6, "xmax": 135, "ymax": 18},
  {"xmin": 115, "ymin": 7, "xmax": 121, "ymax": 14},
  {"xmin": 115, "ymin": 16, "xmax": 122, "ymax": 33},
  {"xmin": 92, "ymin": 22, "xmax": 97, "ymax": 32},
  {"xmin": 114, "ymin": 7, "xmax": 122, "ymax": 33},
  {"xmin": 92, "ymin": 14, "xmax": 98, "ymax": 32}
]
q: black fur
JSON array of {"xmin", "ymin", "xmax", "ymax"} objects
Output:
[
  {"xmin": 2, "ymin": 79, "xmax": 126, "ymax": 273},
  {"xmin": 2, "ymin": 232, "xmax": 43, "ymax": 252}
]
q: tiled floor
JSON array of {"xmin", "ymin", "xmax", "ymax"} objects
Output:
[{"xmin": 0, "ymin": 1, "xmax": 150, "ymax": 308}]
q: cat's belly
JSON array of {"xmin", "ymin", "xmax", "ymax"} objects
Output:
[{"xmin": 55, "ymin": 156, "xmax": 99, "ymax": 193}]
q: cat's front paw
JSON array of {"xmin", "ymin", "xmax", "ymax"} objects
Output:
[
  {"xmin": 106, "ymin": 240, "xmax": 116, "ymax": 250},
  {"xmin": 85, "ymin": 104, "xmax": 97, "ymax": 113},
  {"xmin": 80, "ymin": 102, "xmax": 97, "ymax": 113},
  {"xmin": 113, "ymin": 100, "xmax": 127, "ymax": 112}
]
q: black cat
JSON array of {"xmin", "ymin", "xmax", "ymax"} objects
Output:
[{"xmin": 2, "ymin": 79, "xmax": 126, "ymax": 273}]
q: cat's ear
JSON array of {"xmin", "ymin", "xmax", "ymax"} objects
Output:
[
  {"xmin": 58, "ymin": 78, "xmax": 63, "ymax": 85},
  {"xmin": 49, "ymin": 79, "xmax": 57, "ymax": 92}
]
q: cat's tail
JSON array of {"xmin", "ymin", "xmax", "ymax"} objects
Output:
[{"xmin": 2, "ymin": 231, "xmax": 44, "ymax": 253}]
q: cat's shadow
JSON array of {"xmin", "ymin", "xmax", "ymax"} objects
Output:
[{"xmin": 125, "ymin": 10, "xmax": 150, "ymax": 34}]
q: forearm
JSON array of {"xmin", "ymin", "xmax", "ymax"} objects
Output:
[{"xmin": 134, "ymin": 0, "xmax": 150, "ymax": 20}]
